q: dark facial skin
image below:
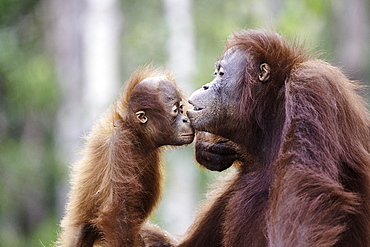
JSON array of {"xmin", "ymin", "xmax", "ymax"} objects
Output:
[
  {"xmin": 187, "ymin": 48, "xmax": 248, "ymax": 140},
  {"xmin": 186, "ymin": 49, "xmax": 251, "ymax": 171}
]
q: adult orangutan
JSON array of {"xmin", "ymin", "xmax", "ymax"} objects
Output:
[{"xmin": 184, "ymin": 29, "xmax": 370, "ymax": 246}]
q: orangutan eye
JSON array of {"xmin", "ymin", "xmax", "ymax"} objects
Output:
[
  {"xmin": 179, "ymin": 104, "xmax": 184, "ymax": 114},
  {"xmin": 171, "ymin": 105, "xmax": 178, "ymax": 117}
]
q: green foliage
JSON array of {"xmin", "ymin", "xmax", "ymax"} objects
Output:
[
  {"xmin": 0, "ymin": 0, "xmax": 61, "ymax": 245},
  {"xmin": 0, "ymin": 30, "xmax": 59, "ymax": 114},
  {"xmin": 0, "ymin": 0, "xmax": 39, "ymax": 25},
  {"xmin": 121, "ymin": 0, "xmax": 168, "ymax": 76}
]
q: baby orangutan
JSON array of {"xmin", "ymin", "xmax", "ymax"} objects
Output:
[{"xmin": 56, "ymin": 66, "xmax": 194, "ymax": 247}]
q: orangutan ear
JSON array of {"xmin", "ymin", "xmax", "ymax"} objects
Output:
[
  {"xmin": 136, "ymin": 111, "xmax": 148, "ymax": 124},
  {"xmin": 259, "ymin": 63, "xmax": 271, "ymax": 82}
]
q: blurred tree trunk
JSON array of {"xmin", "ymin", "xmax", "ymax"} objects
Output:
[
  {"xmin": 82, "ymin": 0, "xmax": 123, "ymax": 122},
  {"xmin": 46, "ymin": 0, "xmax": 85, "ymax": 217},
  {"xmin": 334, "ymin": 0, "xmax": 370, "ymax": 81},
  {"xmin": 45, "ymin": 0, "xmax": 122, "ymax": 217},
  {"xmin": 158, "ymin": 0, "xmax": 198, "ymax": 235}
]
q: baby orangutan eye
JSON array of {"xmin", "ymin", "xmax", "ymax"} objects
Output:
[{"xmin": 171, "ymin": 105, "xmax": 178, "ymax": 117}]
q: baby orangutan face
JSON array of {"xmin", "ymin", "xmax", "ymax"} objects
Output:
[{"xmin": 131, "ymin": 77, "xmax": 195, "ymax": 147}]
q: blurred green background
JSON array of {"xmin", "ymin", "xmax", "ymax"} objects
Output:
[{"xmin": 0, "ymin": 0, "xmax": 369, "ymax": 246}]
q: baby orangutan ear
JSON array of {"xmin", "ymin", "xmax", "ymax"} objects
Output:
[
  {"xmin": 259, "ymin": 63, "xmax": 270, "ymax": 82},
  {"xmin": 136, "ymin": 110, "xmax": 148, "ymax": 124}
]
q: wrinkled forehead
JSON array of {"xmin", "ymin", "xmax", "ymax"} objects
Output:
[
  {"xmin": 158, "ymin": 81, "xmax": 182, "ymax": 104},
  {"xmin": 222, "ymin": 46, "xmax": 240, "ymax": 59},
  {"xmin": 140, "ymin": 77, "xmax": 181, "ymax": 103},
  {"xmin": 216, "ymin": 46, "xmax": 250, "ymax": 75}
]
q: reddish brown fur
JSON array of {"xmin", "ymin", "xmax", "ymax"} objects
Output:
[
  {"xmin": 56, "ymin": 66, "xmax": 191, "ymax": 247},
  {"xmin": 179, "ymin": 30, "xmax": 370, "ymax": 246}
]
